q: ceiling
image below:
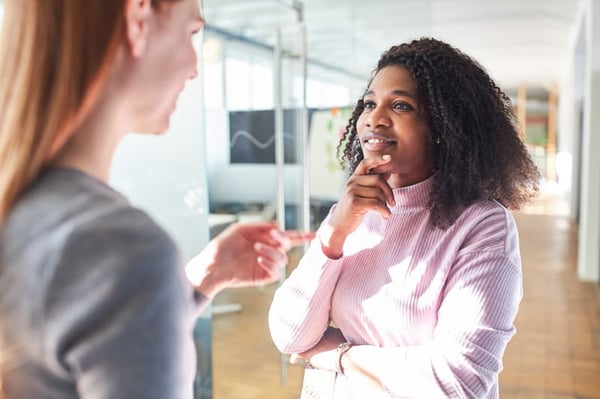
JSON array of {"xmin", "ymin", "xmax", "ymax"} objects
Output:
[{"xmin": 202, "ymin": 0, "xmax": 584, "ymax": 90}]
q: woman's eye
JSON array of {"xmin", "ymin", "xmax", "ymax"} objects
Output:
[
  {"xmin": 393, "ymin": 102, "xmax": 413, "ymax": 111},
  {"xmin": 363, "ymin": 101, "xmax": 375, "ymax": 109}
]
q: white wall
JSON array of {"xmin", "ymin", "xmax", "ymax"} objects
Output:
[
  {"xmin": 577, "ymin": 0, "xmax": 600, "ymax": 282},
  {"xmin": 560, "ymin": 0, "xmax": 588, "ymax": 221}
]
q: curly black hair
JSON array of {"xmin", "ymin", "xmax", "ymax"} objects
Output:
[{"xmin": 338, "ymin": 37, "xmax": 540, "ymax": 229}]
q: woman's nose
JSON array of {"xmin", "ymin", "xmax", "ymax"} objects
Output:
[{"xmin": 365, "ymin": 107, "xmax": 391, "ymax": 128}]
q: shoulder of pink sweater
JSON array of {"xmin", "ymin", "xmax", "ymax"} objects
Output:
[{"xmin": 453, "ymin": 200, "xmax": 518, "ymax": 256}]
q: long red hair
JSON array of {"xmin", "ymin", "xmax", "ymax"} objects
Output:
[
  {"xmin": 0, "ymin": 0, "xmax": 179, "ymax": 223},
  {"xmin": 0, "ymin": 0, "xmax": 128, "ymax": 223}
]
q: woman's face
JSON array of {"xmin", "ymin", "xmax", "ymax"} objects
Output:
[
  {"xmin": 128, "ymin": 0, "xmax": 204, "ymax": 134},
  {"xmin": 356, "ymin": 65, "xmax": 433, "ymax": 188}
]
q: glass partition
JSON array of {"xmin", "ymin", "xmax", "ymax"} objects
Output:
[
  {"xmin": 201, "ymin": 2, "xmax": 311, "ymax": 397},
  {"xmin": 201, "ymin": 1, "xmax": 364, "ymax": 397}
]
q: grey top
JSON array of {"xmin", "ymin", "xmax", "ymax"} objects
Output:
[{"xmin": 0, "ymin": 167, "xmax": 208, "ymax": 399}]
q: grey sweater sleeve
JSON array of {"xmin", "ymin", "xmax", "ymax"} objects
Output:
[{"xmin": 42, "ymin": 207, "xmax": 200, "ymax": 399}]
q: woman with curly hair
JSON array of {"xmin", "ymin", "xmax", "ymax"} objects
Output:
[{"xmin": 269, "ymin": 37, "xmax": 540, "ymax": 398}]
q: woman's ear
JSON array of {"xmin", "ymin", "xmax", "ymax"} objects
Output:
[{"xmin": 124, "ymin": 0, "xmax": 152, "ymax": 58}]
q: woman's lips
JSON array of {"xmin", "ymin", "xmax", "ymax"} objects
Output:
[{"xmin": 361, "ymin": 133, "xmax": 397, "ymax": 152}]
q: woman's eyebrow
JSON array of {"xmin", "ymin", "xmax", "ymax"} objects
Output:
[
  {"xmin": 363, "ymin": 89, "xmax": 416, "ymax": 98},
  {"xmin": 392, "ymin": 89, "xmax": 416, "ymax": 98}
]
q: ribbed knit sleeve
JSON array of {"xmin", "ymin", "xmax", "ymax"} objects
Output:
[
  {"xmin": 268, "ymin": 177, "xmax": 523, "ymax": 399},
  {"xmin": 268, "ymin": 235, "xmax": 345, "ymax": 353},
  {"xmin": 355, "ymin": 251, "xmax": 521, "ymax": 399}
]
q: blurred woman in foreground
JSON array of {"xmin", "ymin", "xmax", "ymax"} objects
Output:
[{"xmin": 0, "ymin": 1, "xmax": 312, "ymax": 398}]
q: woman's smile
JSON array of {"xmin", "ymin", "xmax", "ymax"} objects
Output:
[{"xmin": 361, "ymin": 132, "xmax": 398, "ymax": 152}]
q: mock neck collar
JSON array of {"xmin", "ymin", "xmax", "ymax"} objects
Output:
[{"xmin": 389, "ymin": 176, "xmax": 433, "ymax": 212}]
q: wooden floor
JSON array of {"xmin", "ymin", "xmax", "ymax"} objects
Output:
[{"xmin": 212, "ymin": 191, "xmax": 600, "ymax": 399}]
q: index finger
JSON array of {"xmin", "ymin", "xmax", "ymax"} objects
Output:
[
  {"xmin": 354, "ymin": 154, "xmax": 392, "ymax": 176},
  {"xmin": 283, "ymin": 230, "xmax": 316, "ymax": 247},
  {"xmin": 270, "ymin": 229, "xmax": 315, "ymax": 251}
]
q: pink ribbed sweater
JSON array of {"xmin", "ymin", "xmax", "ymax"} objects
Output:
[{"xmin": 268, "ymin": 178, "xmax": 523, "ymax": 399}]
